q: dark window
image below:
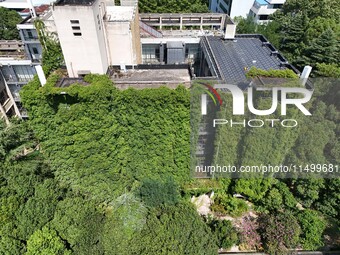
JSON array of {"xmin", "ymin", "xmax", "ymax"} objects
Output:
[
  {"xmin": 73, "ymin": 32, "xmax": 82, "ymax": 36},
  {"xmin": 218, "ymin": 2, "xmax": 228, "ymax": 13},
  {"xmin": 72, "ymin": 26, "xmax": 81, "ymax": 30},
  {"xmin": 27, "ymin": 30, "xmax": 33, "ymax": 38},
  {"xmin": 70, "ymin": 20, "xmax": 79, "ymax": 24},
  {"xmin": 259, "ymin": 15, "xmax": 269, "ymax": 20},
  {"xmin": 32, "ymin": 47, "xmax": 38, "ymax": 54},
  {"xmin": 273, "ymin": 4, "xmax": 283, "ymax": 8}
]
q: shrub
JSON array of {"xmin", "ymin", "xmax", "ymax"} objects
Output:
[
  {"xmin": 208, "ymin": 219, "xmax": 239, "ymax": 249},
  {"xmin": 297, "ymin": 210, "xmax": 326, "ymax": 250},
  {"xmin": 258, "ymin": 211, "xmax": 301, "ymax": 254},
  {"xmin": 237, "ymin": 216, "xmax": 261, "ymax": 251},
  {"xmin": 212, "ymin": 194, "xmax": 249, "ymax": 217}
]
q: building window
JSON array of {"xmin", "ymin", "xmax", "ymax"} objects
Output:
[
  {"xmin": 72, "ymin": 26, "xmax": 81, "ymax": 30},
  {"xmin": 32, "ymin": 47, "xmax": 39, "ymax": 54},
  {"xmin": 27, "ymin": 30, "xmax": 33, "ymax": 38},
  {"xmin": 218, "ymin": 2, "xmax": 228, "ymax": 13},
  {"xmin": 70, "ymin": 20, "xmax": 79, "ymax": 24},
  {"xmin": 73, "ymin": 32, "xmax": 82, "ymax": 36},
  {"xmin": 142, "ymin": 45, "xmax": 160, "ymax": 63},
  {"xmin": 272, "ymin": 4, "xmax": 283, "ymax": 9},
  {"xmin": 259, "ymin": 15, "xmax": 269, "ymax": 20}
]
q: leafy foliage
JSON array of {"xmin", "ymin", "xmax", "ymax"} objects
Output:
[
  {"xmin": 246, "ymin": 67, "xmax": 298, "ymax": 78},
  {"xmin": 297, "ymin": 210, "xmax": 326, "ymax": 250},
  {"xmin": 258, "ymin": 211, "xmax": 301, "ymax": 254},
  {"xmin": 35, "ymin": 19, "xmax": 64, "ymax": 75},
  {"xmin": 21, "ymin": 74, "xmax": 191, "ymax": 202},
  {"xmin": 26, "ymin": 227, "xmax": 71, "ymax": 255},
  {"xmin": 208, "ymin": 219, "xmax": 238, "ymax": 249},
  {"xmin": 0, "ymin": 7, "xmax": 22, "ymax": 40},
  {"xmin": 237, "ymin": 216, "xmax": 262, "ymax": 251},
  {"xmin": 235, "ymin": 0, "xmax": 340, "ymax": 77},
  {"xmin": 139, "ymin": 177, "xmax": 179, "ymax": 207},
  {"xmin": 139, "ymin": 0, "xmax": 209, "ymax": 13},
  {"xmin": 211, "ymin": 194, "xmax": 249, "ymax": 217},
  {"xmin": 134, "ymin": 203, "xmax": 218, "ymax": 255}
]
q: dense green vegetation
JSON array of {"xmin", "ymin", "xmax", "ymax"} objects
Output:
[
  {"xmin": 0, "ymin": 0, "xmax": 339, "ymax": 253},
  {"xmin": 0, "ymin": 7, "xmax": 22, "ymax": 40},
  {"xmin": 0, "ymin": 72, "xmax": 338, "ymax": 254},
  {"xmin": 0, "ymin": 75, "xmax": 218, "ymax": 254},
  {"xmin": 139, "ymin": 0, "xmax": 209, "ymax": 13},
  {"xmin": 235, "ymin": 0, "xmax": 340, "ymax": 77},
  {"xmin": 34, "ymin": 20, "xmax": 64, "ymax": 75}
]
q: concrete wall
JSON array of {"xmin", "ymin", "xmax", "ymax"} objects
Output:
[
  {"xmin": 52, "ymin": 1, "xmax": 109, "ymax": 77},
  {"xmin": 131, "ymin": 8, "xmax": 142, "ymax": 65},
  {"xmin": 106, "ymin": 22, "xmax": 135, "ymax": 66},
  {"xmin": 105, "ymin": 8, "xmax": 141, "ymax": 66},
  {"xmin": 230, "ymin": 0, "xmax": 256, "ymax": 18}
]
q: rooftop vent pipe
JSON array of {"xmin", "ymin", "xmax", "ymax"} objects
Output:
[{"xmin": 300, "ymin": 65, "xmax": 312, "ymax": 87}]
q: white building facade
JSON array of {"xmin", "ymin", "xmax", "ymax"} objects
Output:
[
  {"xmin": 249, "ymin": 0, "xmax": 285, "ymax": 23},
  {"xmin": 50, "ymin": 0, "xmax": 141, "ymax": 78},
  {"xmin": 209, "ymin": 0, "xmax": 257, "ymax": 18}
]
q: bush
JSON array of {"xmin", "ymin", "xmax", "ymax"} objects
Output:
[
  {"xmin": 212, "ymin": 194, "xmax": 249, "ymax": 217},
  {"xmin": 297, "ymin": 210, "xmax": 326, "ymax": 250},
  {"xmin": 237, "ymin": 216, "xmax": 261, "ymax": 251},
  {"xmin": 246, "ymin": 67, "xmax": 298, "ymax": 78},
  {"xmin": 139, "ymin": 177, "xmax": 179, "ymax": 207},
  {"xmin": 258, "ymin": 211, "xmax": 301, "ymax": 254},
  {"xmin": 208, "ymin": 219, "xmax": 238, "ymax": 249}
]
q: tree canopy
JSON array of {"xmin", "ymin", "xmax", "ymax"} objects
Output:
[{"xmin": 0, "ymin": 7, "xmax": 22, "ymax": 40}]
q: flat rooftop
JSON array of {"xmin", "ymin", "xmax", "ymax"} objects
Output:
[
  {"xmin": 106, "ymin": 6, "xmax": 135, "ymax": 22},
  {"xmin": 203, "ymin": 35, "xmax": 296, "ymax": 84},
  {"xmin": 111, "ymin": 68, "xmax": 191, "ymax": 89},
  {"xmin": 55, "ymin": 0, "xmax": 95, "ymax": 6}
]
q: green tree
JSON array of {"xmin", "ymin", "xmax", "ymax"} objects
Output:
[
  {"xmin": 304, "ymin": 28, "xmax": 338, "ymax": 66},
  {"xmin": 51, "ymin": 197, "xmax": 104, "ymax": 255},
  {"xmin": 138, "ymin": 0, "xmax": 209, "ymax": 13},
  {"xmin": 26, "ymin": 226, "xmax": 71, "ymax": 255},
  {"xmin": 297, "ymin": 210, "xmax": 326, "ymax": 250},
  {"xmin": 139, "ymin": 177, "xmax": 179, "ymax": 207},
  {"xmin": 279, "ymin": 13, "xmax": 309, "ymax": 65},
  {"xmin": 102, "ymin": 193, "xmax": 147, "ymax": 255},
  {"xmin": 258, "ymin": 211, "xmax": 301, "ymax": 254},
  {"xmin": 0, "ymin": 7, "xmax": 22, "ymax": 40},
  {"xmin": 208, "ymin": 219, "xmax": 238, "ymax": 249},
  {"xmin": 134, "ymin": 203, "xmax": 218, "ymax": 255},
  {"xmin": 235, "ymin": 16, "xmax": 257, "ymax": 34},
  {"xmin": 35, "ymin": 19, "xmax": 64, "ymax": 75},
  {"xmin": 259, "ymin": 181, "xmax": 297, "ymax": 212},
  {"xmin": 316, "ymin": 63, "xmax": 340, "ymax": 77}
]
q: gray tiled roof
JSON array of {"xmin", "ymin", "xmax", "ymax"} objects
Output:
[{"xmin": 205, "ymin": 35, "xmax": 293, "ymax": 84}]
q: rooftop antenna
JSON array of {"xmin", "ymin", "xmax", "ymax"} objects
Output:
[{"xmin": 27, "ymin": 0, "xmax": 37, "ymax": 19}]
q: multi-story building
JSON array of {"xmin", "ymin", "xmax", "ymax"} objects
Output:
[
  {"xmin": 209, "ymin": 0, "xmax": 286, "ymax": 23},
  {"xmin": 0, "ymin": 40, "xmax": 37, "ymax": 121},
  {"xmin": 50, "ymin": 0, "xmax": 141, "ymax": 77},
  {"xmin": 0, "ymin": 0, "xmax": 303, "ymax": 124},
  {"xmin": 209, "ymin": 0, "xmax": 257, "ymax": 18},
  {"xmin": 249, "ymin": 0, "xmax": 285, "ymax": 23}
]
